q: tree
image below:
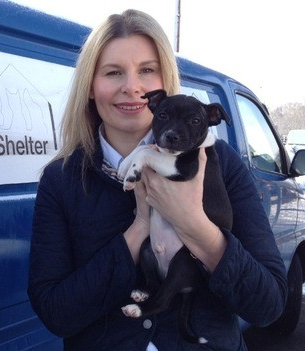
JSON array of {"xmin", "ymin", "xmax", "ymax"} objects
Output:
[{"xmin": 269, "ymin": 102, "xmax": 305, "ymax": 137}]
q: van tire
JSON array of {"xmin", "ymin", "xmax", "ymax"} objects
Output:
[{"xmin": 269, "ymin": 253, "xmax": 303, "ymax": 334}]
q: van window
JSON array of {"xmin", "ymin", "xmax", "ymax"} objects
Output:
[{"xmin": 236, "ymin": 94, "xmax": 283, "ymax": 173}]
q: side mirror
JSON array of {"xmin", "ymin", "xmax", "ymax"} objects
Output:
[{"xmin": 290, "ymin": 149, "xmax": 305, "ymax": 176}]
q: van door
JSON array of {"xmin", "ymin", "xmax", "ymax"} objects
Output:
[{"xmin": 235, "ymin": 93, "xmax": 298, "ymax": 269}]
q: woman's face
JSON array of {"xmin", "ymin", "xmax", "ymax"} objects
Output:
[{"xmin": 90, "ymin": 34, "xmax": 164, "ymax": 145}]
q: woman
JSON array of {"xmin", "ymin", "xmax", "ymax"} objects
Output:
[{"xmin": 28, "ymin": 9, "xmax": 287, "ymax": 351}]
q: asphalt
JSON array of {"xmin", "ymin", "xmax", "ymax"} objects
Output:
[{"xmin": 243, "ymin": 293, "xmax": 305, "ymax": 350}]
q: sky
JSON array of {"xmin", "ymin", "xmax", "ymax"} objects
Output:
[{"xmin": 10, "ymin": 0, "xmax": 305, "ymax": 109}]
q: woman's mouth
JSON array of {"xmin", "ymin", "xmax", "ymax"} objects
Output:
[
  {"xmin": 115, "ymin": 103, "xmax": 146, "ymax": 114},
  {"xmin": 116, "ymin": 104, "xmax": 144, "ymax": 111}
]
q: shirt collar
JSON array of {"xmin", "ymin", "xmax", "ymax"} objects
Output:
[{"xmin": 99, "ymin": 124, "xmax": 154, "ymax": 170}]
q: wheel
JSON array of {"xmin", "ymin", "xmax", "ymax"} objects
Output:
[{"xmin": 269, "ymin": 253, "xmax": 303, "ymax": 334}]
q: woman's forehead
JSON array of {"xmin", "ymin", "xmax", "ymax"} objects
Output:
[{"xmin": 98, "ymin": 35, "xmax": 159, "ymax": 64}]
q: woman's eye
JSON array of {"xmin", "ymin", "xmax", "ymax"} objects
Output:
[
  {"xmin": 106, "ymin": 71, "xmax": 121, "ymax": 76},
  {"xmin": 141, "ymin": 67, "xmax": 154, "ymax": 74}
]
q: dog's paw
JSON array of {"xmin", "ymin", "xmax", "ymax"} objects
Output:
[
  {"xmin": 117, "ymin": 159, "xmax": 131, "ymax": 180},
  {"xmin": 123, "ymin": 169, "xmax": 142, "ymax": 191},
  {"xmin": 131, "ymin": 290, "xmax": 149, "ymax": 302},
  {"xmin": 121, "ymin": 304, "xmax": 142, "ymax": 318},
  {"xmin": 198, "ymin": 337, "xmax": 208, "ymax": 344},
  {"xmin": 118, "ymin": 145, "xmax": 152, "ymax": 180},
  {"xmin": 123, "ymin": 181, "xmax": 136, "ymax": 191}
]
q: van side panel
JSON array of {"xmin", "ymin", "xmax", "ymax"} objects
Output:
[{"xmin": 0, "ymin": 3, "xmax": 88, "ymax": 350}]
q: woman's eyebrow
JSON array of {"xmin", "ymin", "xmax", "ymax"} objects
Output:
[
  {"xmin": 100, "ymin": 60, "xmax": 160, "ymax": 69},
  {"xmin": 140, "ymin": 60, "xmax": 160, "ymax": 66},
  {"xmin": 99, "ymin": 63, "xmax": 121, "ymax": 70}
]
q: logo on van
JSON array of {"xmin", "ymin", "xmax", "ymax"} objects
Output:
[{"xmin": 0, "ymin": 64, "xmax": 58, "ymax": 156}]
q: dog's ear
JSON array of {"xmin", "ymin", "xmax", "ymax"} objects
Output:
[
  {"xmin": 205, "ymin": 103, "xmax": 231, "ymax": 126},
  {"xmin": 141, "ymin": 89, "xmax": 168, "ymax": 112}
]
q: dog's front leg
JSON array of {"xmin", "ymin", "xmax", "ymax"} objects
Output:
[
  {"xmin": 118, "ymin": 145, "xmax": 153, "ymax": 182},
  {"xmin": 121, "ymin": 149, "xmax": 178, "ymax": 191}
]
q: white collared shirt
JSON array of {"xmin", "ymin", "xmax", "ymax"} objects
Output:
[
  {"xmin": 146, "ymin": 342, "xmax": 159, "ymax": 351},
  {"xmin": 99, "ymin": 124, "xmax": 154, "ymax": 170}
]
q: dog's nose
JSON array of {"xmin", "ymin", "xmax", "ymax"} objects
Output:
[{"xmin": 165, "ymin": 131, "xmax": 180, "ymax": 143}]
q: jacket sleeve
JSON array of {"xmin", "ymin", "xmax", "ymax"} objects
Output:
[
  {"xmin": 28, "ymin": 162, "xmax": 137, "ymax": 338},
  {"xmin": 208, "ymin": 140, "xmax": 288, "ymax": 327}
]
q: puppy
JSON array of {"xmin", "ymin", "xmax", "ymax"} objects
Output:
[{"xmin": 118, "ymin": 89, "xmax": 232, "ymax": 344}]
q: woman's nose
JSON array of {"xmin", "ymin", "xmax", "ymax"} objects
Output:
[{"xmin": 121, "ymin": 74, "xmax": 141, "ymax": 95}]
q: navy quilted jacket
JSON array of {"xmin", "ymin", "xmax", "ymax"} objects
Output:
[{"xmin": 28, "ymin": 139, "xmax": 287, "ymax": 351}]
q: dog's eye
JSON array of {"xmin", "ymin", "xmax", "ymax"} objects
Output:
[
  {"xmin": 191, "ymin": 117, "xmax": 201, "ymax": 125},
  {"xmin": 158, "ymin": 112, "xmax": 168, "ymax": 120}
]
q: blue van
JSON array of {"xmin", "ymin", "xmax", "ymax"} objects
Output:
[{"xmin": 1, "ymin": 2, "xmax": 305, "ymax": 350}]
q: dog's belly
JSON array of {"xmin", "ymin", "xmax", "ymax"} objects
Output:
[{"xmin": 150, "ymin": 209, "xmax": 183, "ymax": 278}]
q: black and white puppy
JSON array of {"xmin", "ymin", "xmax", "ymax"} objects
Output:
[{"xmin": 118, "ymin": 89, "xmax": 232, "ymax": 344}]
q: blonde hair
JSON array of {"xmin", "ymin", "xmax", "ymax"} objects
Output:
[{"xmin": 55, "ymin": 9, "xmax": 180, "ymax": 169}]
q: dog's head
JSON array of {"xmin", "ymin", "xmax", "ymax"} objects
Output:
[{"xmin": 142, "ymin": 89, "xmax": 231, "ymax": 155}]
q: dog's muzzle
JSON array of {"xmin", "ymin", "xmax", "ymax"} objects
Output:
[{"xmin": 157, "ymin": 146, "xmax": 182, "ymax": 155}]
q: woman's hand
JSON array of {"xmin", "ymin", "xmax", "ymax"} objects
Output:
[
  {"xmin": 141, "ymin": 148, "xmax": 227, "ymax": 272},
  {"xmin": 141, "ymin": 148, "xmax": 207, "ymax": 231}
]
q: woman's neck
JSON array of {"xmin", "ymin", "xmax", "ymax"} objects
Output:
[{"xmin": 102, "ymin": 127, "xmax": 151, "ymax": 158}]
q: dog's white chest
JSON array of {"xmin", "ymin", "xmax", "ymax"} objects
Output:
[{"xmin": 150, "ymin": 209, "xmax": 183, "ymax": 278}]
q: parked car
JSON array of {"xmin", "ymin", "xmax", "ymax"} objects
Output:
[
  {"xmin": 285, "ymin": 129, "xmax": 305, "ymax": 160},
  {"xmin": 1, "ymin": 2, "xmax": 305, "ymax": 350}
]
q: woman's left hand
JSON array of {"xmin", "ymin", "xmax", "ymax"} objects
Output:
[{"xmin": 141, "ymin": 148, "xmax": 207, "ymax": 233}]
